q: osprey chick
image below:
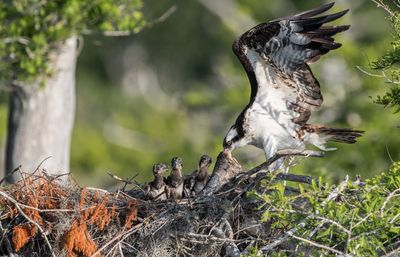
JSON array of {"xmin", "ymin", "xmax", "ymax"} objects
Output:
[
  {"xmin": 166, "ymin": 157, "xmax": 184, "ymax": 201},
  {"xmin": 183, "ymin": 155, "xmax": 213, "ymax": 196},
  {"xmin": 223, "ymin": 2, "xmax": 363, "ymax": 164},
  {"xmin": 192, "ymin": 155, "xmax": 212, "ymax": 195},
  {"xmin": 145, "ymin": 163, "xmax": 168, "ymax": 201}
]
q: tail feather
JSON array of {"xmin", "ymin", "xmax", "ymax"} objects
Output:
[
  {"xmin": 302, "ymin": 125, "xmax": 364, "ymax": 150},
  {"xmin": 315, "ymin": 127, "xmax": 364, "ymax": 144}
]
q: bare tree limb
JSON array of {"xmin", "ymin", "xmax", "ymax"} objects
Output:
[
  {"xmin": 243, "ymin": 149, "xmax": 324, "ymax": 178},
  {"xmin": 290, "ymin": 233, "xmax": 355, "ymax": 257}
]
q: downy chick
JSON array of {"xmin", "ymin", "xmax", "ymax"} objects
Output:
[
  {"xmin": 192, "ymin": 155, "xmax": 212, "ymax": 195},
  {"xmin": 145, "ymin": 163, "xmax": 168, "ymax": 201},
  {"xmin": 166, "ymin": 157, "xmax": 184, "ymax": 201}
]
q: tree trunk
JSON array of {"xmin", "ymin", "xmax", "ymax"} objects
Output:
[{"xmin": 5, "ymin": 37, "xmax": 77, "ymax": 183}]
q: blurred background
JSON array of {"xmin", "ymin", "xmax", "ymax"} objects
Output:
[{"xmin": 0, "ymin": 0, "xmax": 399, "ymax": 187}]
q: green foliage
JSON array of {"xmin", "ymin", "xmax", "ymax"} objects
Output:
[
  {"xmin": 374, "ymin": 86, "xmax": 400, "ymax": 112},
  {"xmin": 372, "ymin": 12, "xmax": 400, "ymax": 69},
  {"xmin": 248, "ymin": 162, "xmax": 400, "ymax": 256},
  {"xmin": 0, "ymin": 0, "xmax": 145, "ymax": 83},
  {"xmin": 371, "ymin": 2, "xmax": 400, "ymax": 112}
]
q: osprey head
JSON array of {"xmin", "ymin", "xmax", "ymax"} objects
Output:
[
  {"xmin": 153, "ymin": 163, "xmax": 168, "ymax": 175},
  {"xmin": 171, "ymin": 156, "xmax": 183, "ymax": 170},
  {"xmin": 223, "ymin": 125, "xmax": 241, "ymax": 153},
  {"xmin": 199, "ymin": 155, "xmax": 212, "ymax": 169}
]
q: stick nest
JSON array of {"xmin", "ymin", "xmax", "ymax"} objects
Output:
[{"xmin": 0, "ymin": 150, "xmax": 326, "ymax": 257}]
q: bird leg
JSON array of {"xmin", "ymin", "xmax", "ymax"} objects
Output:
[
  {"xmin": 282, "ymin": 156, "xmax": 295, "ymax": 187},
  {"xmin": 223, "ymin": 148, "xmax": 232, "ymax": 159}
]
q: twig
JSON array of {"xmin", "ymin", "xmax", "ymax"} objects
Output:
[
  {"xmin": 179, "ymin": 237, "xmax": 221, "ymax": 245},
  {"xmin": 356, "ymin": 66, "xmax": 400, "ymax": 84},
  {"xmin": 372, "ymin": 0, "xmax": 395, "ymax": 17},
  {"xmin": 350, "ymin": 228, "xmax": 384, "ymax": 241},
  {"xmin": 356, "ymin": 65, "xmax": 386, "ymax": 78},
  {"xmin": 2, "ymin": 37, "xmax": 30, "ymax": 45},
  {"xmin": 184, "ymin": 232, "xmax": 235, "ymax": 243},
  {"xmin": 234, "ymin": 224, "xmax": 262, "ymax": 236},
  {"xmin": 380, "ymin": 188, "xmax": 400, "ymax": 217},
  {"xmin": 121, "ymin": 242, "xmax": 140, "ymax": 254},
  {"xmin": 32, "ymin": 156, "xmax": 53, "ymax": 176},
  {"xmin": 390, "ymin": 212, "xmax": 400, "ymax": 224},
  {"xmin": 86, "ymin": 187, "xmax": 110, "ymax": 194},
  {"xmin": 147, "ymin": 5, "xmax": 177, "ymax": 27},
  {"xmin": 308, "ymin": 222, "xmax": 326, "ymax": 239},
  {"xmin": 352, "ymin": 213, "xmax": 373, "ymax": 229},
  {"xmin": 0, "ymin": 191, "xmax": 76, "ymax": 213},
  {"xmin": 271, "ymin": 208, "xmax": 351, "ymax": 234},
  {"xmin": 107, "ymin": 171, "xmax": 143, "ymax": 191},
  {"xmin": 90, "ymin": 223, "xmax": 142, "ymax": 257},
  {"xmin": 381, "ymin": 245, "xmax": 400, "ymax": 257},
  {"xmin": 289, "ymin": 234, "xmax": 354, "ymax": 257},
  {"xmin": 118, "ymin": 243, "xmax": 125, "ymax": 257},
  {"xmin": 43, "ymin": 171, "xmax": 71, "ymax": 183},
  {"xmin": 260, "ymin": 222, "xmax": 306, "ymax": 252}
]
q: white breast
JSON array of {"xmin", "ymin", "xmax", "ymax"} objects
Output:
[{"xmin": 244, "ymin": 48, "xmax": 304, "ymax": 157}]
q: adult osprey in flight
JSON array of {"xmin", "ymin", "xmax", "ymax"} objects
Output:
[{"xmin": 223, "ymin": 2, "xmax": 363, "ymax": 165}]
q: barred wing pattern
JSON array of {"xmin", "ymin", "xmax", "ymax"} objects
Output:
[{"xmin": 233, "ymin": 2, "xmax": 349, "ymax": 125}]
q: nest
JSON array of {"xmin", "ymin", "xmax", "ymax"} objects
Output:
[{"xmin": 0, "ymin": 150, "xmax": 324, "ymax": 257}]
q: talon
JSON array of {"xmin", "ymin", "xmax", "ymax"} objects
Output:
[{"xmin": 223, "ymin": 148, "xmax": 233, "ymax": 160}]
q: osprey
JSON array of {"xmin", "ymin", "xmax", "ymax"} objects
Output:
[
  {"xmin": 144, "ymin": 163, "xmax": 168, "ymax": 201},
  {"xmin": 183, "ymin": 154, "xmax": 212, "ymax": 196},
  {"xmin": 223, "ymin": 2, "xmax": 363, "ymax": 165},
  {"xmin": 166, "ymin": 157, "xmax": 184, "ymax": 201},
  {"xmin": 192, "ymin": 155, "xmax": 212, "ymax": 195}
]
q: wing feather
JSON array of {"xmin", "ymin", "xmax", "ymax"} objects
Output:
[
  {"xmin": 287, "ymin": 2, "xmax": 335, "ymax": 19},
  {"xmin": 232, "ymin": 2, "xmax": 349, "ymax": 126}
]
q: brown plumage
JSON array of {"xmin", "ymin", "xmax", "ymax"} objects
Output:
[
  {"xmin": 183, "ymin": 174, "xmax": 195, "ymax": 197},
  {"xmin": 144, "ymin": 163, "xmax": 168, "ymax": 201},
  {"xmin": 301, "ymin": 125, "xmax": 364, "ymax": 145},
  {"xmin": 192, "ymin": 155, "xmax": 212, "ymax": 195},
  {"xmin": 166, "ymin": 157, "xmax": 184, "ymax": 201}
]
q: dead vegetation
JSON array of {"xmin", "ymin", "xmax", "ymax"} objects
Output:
[{"xmin": 0, "ymin": 150, "xmax": 326, "ymax": 257}]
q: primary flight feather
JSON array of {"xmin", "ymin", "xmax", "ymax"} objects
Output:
[{"xmin": 223, "ymin": 2, "xmax": 363, "ymax": 166}]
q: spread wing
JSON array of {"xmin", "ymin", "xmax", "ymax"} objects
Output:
[{"xmin": 233, "ymin": 2, "xmax": 349, "ymax": 125}]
